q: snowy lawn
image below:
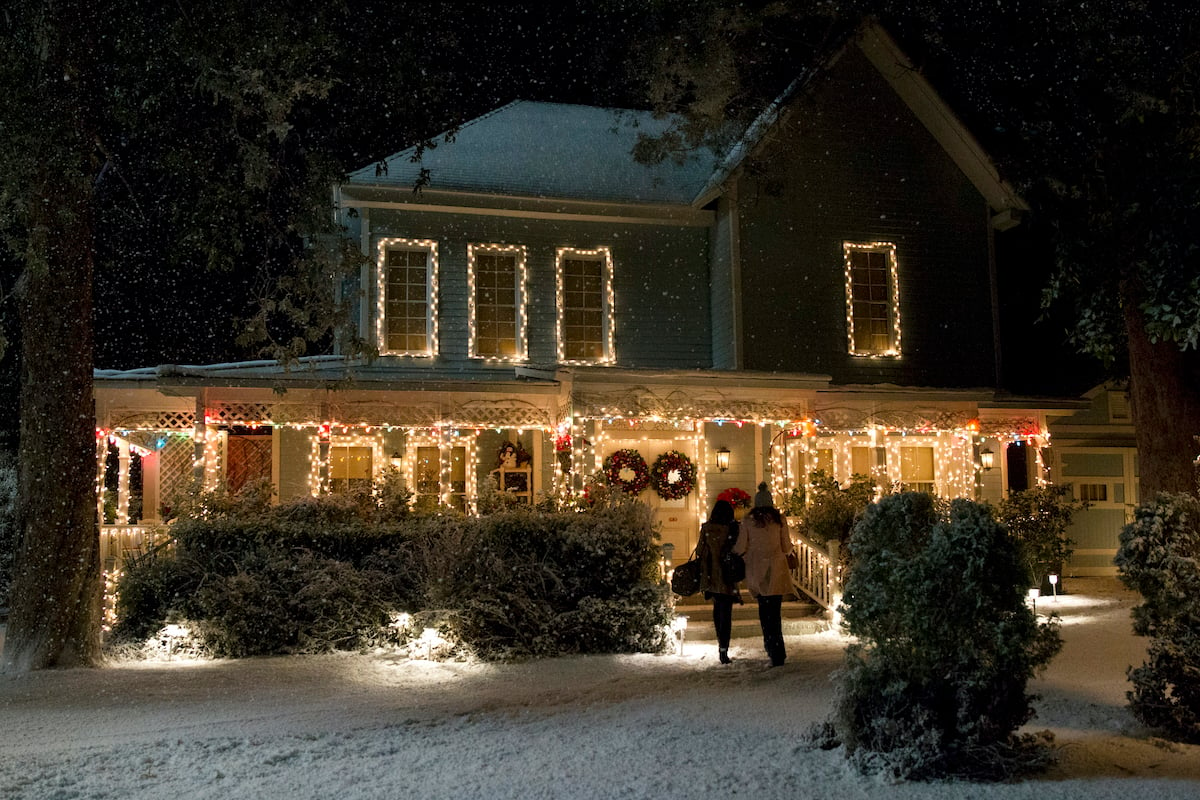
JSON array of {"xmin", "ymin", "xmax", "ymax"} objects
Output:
[{"xmin": 2, "ymin": 577, "xmax": 1199, "ymax": 799}]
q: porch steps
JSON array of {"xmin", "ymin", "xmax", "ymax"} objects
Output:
[{"xmin": 671, "ymin": 597, "xmax": 832, "ymax": 641}]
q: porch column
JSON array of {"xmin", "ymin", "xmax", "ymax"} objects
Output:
[
  {"xmin": 116, "ymin": 438, "xmax": 130, "ymax": 524},
  {"xmin": 95, "ymin": 432, "xmax": 107, "ymax": 522},
  {"xmin": 193, "ymin": 397, "xmax": 206, "ymax": 489}
]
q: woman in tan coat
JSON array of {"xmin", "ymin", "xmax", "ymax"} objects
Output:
[{"xmin": 733, "ymin": 484, "xmax": 793, "ymax": 666}]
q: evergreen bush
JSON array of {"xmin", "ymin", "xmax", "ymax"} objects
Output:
[
  {"xmin": 794, "ymin": 470, "xmax": 876, "ymax": 553},
  {"xmin": 996, "ymin": 485, "xmax": 1080, "ymax": 590},
  {"xmin": 1114, "ymin": 492, "xmax": 1200, "ymax": 742},
  {"xmin": 111, "ymin": 492, "xmax": 670, "ymax": 660},
  {"xmin": 821, "ymin": 492, "xmax": 1062, "ymax": 780}
]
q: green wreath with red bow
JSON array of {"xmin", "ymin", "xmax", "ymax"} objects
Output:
[
  {"xmin": 650, "ymin": 450, "xmax": 697, "ymax": 500},
  {"xmin": 604, "ymin": 449, "xmax": 651, "ymax": 494}
]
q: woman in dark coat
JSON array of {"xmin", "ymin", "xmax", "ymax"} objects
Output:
[{"xmin": 698, "ymin": 499, "xmax": 741, "ymax": 664}]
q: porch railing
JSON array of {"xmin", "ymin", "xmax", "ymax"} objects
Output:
[
  {"xmin": 789, "ymin": 528, "xmax": 840, "ymax": 612},
  {"xmin": 99, "ymin": 524, "xmax": 169, "ymax": 571}
]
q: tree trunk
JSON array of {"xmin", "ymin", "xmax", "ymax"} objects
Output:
[
  {"xmin": 1122, "ymin": 279, "xmax": 1200, "ymax": 498},
  {"xmin": 2, "ymin": 0, "xmax": 102, "ymax": 672}
]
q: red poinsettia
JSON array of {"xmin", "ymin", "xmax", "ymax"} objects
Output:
[{"xmin": 717, "ymin": 487, "xmax": 751, "ymax": 509}]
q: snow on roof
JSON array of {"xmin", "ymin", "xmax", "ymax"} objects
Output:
[{"xmin": 343, "ymin": 101, "xmax": 726, "ymax": 206}]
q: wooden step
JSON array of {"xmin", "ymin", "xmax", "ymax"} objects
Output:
[{"xmin": 669, "ymin": 599, "xmax": 832, "ymax": 641}]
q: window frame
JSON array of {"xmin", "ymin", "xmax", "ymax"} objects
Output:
[
  {"xmin": 843, "ymin": 241, "xmax": 902, "ymax": 357},
  {"xmin": 467, "ymin": 243, "xmax": 528, "ymax": 361},
  {"xmin": 376, "ymin": 237, "xmax": 439, "ymax": 357},
  {"xmin": 319, "ymin": 434, "xmax": 386, "ymax": 496},
  {"xmin": 403, "ymin": 432, "xmax": 477, "ymax": 513},
  {"xmin": 555, "ymin": 246, "xmax": 615, "ymax": 364}
]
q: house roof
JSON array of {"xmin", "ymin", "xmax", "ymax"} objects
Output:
[
  {"xmin": 343, "ymin": 101, "xmax": 725, "ymax": 206},
  {"xmin": 344, "ymin": 25, "xmax": 1025, "ymax": 224},
  {"xmin": 694, "ymin": 24, "xmax": 1028, "ymax": 225}
]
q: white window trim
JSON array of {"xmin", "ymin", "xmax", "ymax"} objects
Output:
[
  {"xmin": 555, "ymin": 246, "xmax": 615, "ymax": 364},
  {"xmin": 467, "ymin": 243, "xmax": 528, "ymax": 361},
  {"xmin": 404, "ymin": 431, "xmax": 478, "ymax": 513},
  {"xmin": 843, "ymin": 241, "xmax": 902, "ymax": 358},
  {"xmin": 376, "ymin": 237, "xmax": 439, "ymax": 357}
]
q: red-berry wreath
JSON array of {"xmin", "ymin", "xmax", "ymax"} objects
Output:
[
  {"xmin": 650, "ymin": 450, "xmax": 697, "ymax": 500},
  {"xmin": 603, "ymin": 449, "xmax": 651, "ymax": 494}
]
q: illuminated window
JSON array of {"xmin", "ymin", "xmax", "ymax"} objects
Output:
[
  {"xmin": 330, "ymin": 446, "xmax": 372, "ymax": 493},
  {"xmin": 407, "ymin": 437, "xmax": 474, "ymax": 512},
  {"xmin": 900, "ymin": 446, "xmax": 935, "ymax": 494},
  {"xmin": 850, "ymin": 446, "xmax": 876, "ymax": 477},
  {"xmin": 468, "ymin": 244, "xmax": 527, "ymax": 360},
  {"xmin": 556, "ymin": 246, "xmax": 614, "ymax": 363},
  {"xmin": 414, "ymin": 446, "xmax": 440, "ymax": 500},
  {"xmin": 377, "ymin": 238, "xmax": 438, "ymax": 356},
  {"xmin": 844, "ymin": 242, "xmax": 901, "ymax": 356},
  {"xmin": 1078, "ymin": 483, "xmax": 1108, "ymax": 502}
]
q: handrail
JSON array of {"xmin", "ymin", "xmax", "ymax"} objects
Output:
[
  {"xmin": 789, "ymin": 526, "xmax": 840, "ymax": 612},
  {"xmin": 99, "ymin": 524, "xmax": 169, "ymax": 570}
]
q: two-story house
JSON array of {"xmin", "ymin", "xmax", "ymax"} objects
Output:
[{"xmin": 94, "ymin": 25, "xmax": 1073, "ymax": 567}]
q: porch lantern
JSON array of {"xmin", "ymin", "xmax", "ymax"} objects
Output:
[
  {"xmin": 979, "ymin": 445, "xmax": 995, "ymax": 472},
  {"xmin": 715, "ymin": 447, "xmax": 730, "ymax": 472}
]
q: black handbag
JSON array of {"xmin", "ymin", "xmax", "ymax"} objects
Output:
[
  {"xmin": 721, "ymin": 549, "xmax": 746, "ymax": 584},
  {"xmin": 670, "ymin": 556, "xmax": 702, "ymax": 596},
  {"xmin": 721, "ymin": 522, "xmax": 745, "ymax": 584}
]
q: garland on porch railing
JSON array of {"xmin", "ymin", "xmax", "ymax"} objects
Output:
[
  {"xmin": 650, "ymin": 450, "xmax": 696, "ymax": 500},
  {"xmin": 603, "ymin": 449, "xmax": 651, "ymax": 494}
]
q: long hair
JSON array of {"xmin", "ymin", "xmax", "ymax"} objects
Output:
[
  {"xmin": 748, "ymin": 506, "xmax": 783, "ymax": 526},
  {"xmin": 709, "ymin": 499, "xmax": 735, "ymax": 525}
]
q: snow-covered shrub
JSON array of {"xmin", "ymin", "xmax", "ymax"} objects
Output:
[
  {"xmin": 794, "ymin": 470, "xmax": 876, "ymax": 552},
  {"xmin": 0, "ymin": 453, "xmax": 16, "ymax": 610},
  {"xmin": 450, "ymin": 500, "xmax": 671, "ymax": 659},
  {"xmin": 996, "ymin": 485, "xmax": 1080, "ymax": 590},
  {"xmin": 111, "ymin": 493, "xmax": 670, "ymax": 660},
  {"xmin": 822, "ymin": 492, "xmax": 1062, "ymax": 780},
  {"xmin": 1115, "ymin": 492, "xmax": 1200, "ymax": 742},
  {"xmin": 192, "ymin": 550, "xmax": 391, "ymax": 657}
]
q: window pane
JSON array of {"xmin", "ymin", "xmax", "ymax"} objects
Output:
[
  {"xmin": 473, "ymin": 250, "xmax": 521, "ymax": 358},
  {"xmin": 386, "ymin": 247, "xmax": 430, "ymax": 353}
]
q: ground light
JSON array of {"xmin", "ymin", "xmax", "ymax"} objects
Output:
[{"xmin": 671, "ymin": 615, "xmax": 688, "ymax": 656}]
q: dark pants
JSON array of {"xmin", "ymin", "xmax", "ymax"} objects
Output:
[
  {"xmin": 757, "ymin": 595, "xmax": 786, "ymax": 665},
  {"xmin": 711, "ymin": 594, "xmax": 735, "ymax": 650}
]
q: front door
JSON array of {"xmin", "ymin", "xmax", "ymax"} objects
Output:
[{"xmin": 601, "ymin": 434, "xmax": 700, "ymax": 563}]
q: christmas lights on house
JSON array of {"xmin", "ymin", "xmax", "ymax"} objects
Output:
[
  {"xmin": 843, "ymin": 241, "xmax": 902, "ymax": 358},
  {"xmin": 375, "ymin": 237, "xmax": 439, "ymax": 357},
  {"xmin": 467, "ymin": 242, "xmax": 529, "ymax": 361},
  {"xmin": 555, "ymin": 246, "xmax": 615, "ymax": 364}
]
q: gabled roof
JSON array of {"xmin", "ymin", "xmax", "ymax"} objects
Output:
[
  {"xmin": 343, "ymin": 24, "xmax": 1025, "ymax": 225},
  {"xmin": 344, "ymin": 101, "xmax": 724, "ymax": 206},
  {"xmin": 695, "ymin": 24, "xmax": 1028, "ymax": 225}
]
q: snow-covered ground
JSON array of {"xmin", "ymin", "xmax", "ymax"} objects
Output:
[{"xmin": 1, "ymin": 577, "xmax": 1198, "ymax": 799}]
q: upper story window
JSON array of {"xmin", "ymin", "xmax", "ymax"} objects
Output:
[
  {"xmin": 376, "ymin": 238, "xmax": 439, "ymax": 357},
  {"xmin": 468, "ymin": 243, "xmax": 528, "ymax": 361},
  {"xmin": 556, "ymin": 246, "xmax": 615, "ymax": 364},
  {"xmin": 843, "ymin": 241, "xmax": 901, "ymax": 357}
]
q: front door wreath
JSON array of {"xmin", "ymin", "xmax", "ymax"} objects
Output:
[
  {"xmin": 603, "ymin": 448, "xmax": 651, "ymax": 494},
  {"xmin": 650, "ymin": 450, "xmax": 697, "ymax": 500}
]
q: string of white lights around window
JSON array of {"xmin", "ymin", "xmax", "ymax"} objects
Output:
[
  {"xmin": 375, "ymin": 237, "xmax": 439, "ymax": 357},
  {"xmin": 843, "ymin": 241, "xmax": 902, "ymax": 358},
  {"xmin": 554, "ymin": 246, "xmax": 616, "ymax": 365},
  {"xmin": 467, "ymin": 242, "xmax": 528, "ymax": 362}
]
